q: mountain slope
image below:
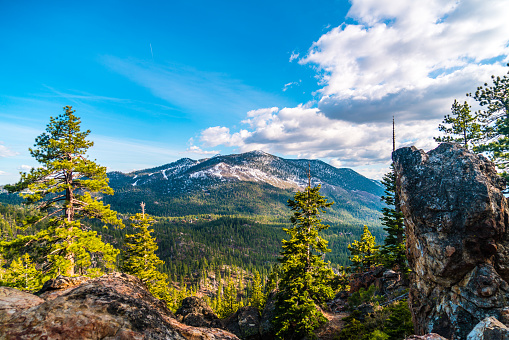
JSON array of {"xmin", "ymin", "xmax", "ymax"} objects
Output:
[{"xmin": 104, "ymin": 151, "xmax": 384, "ymax": 225}]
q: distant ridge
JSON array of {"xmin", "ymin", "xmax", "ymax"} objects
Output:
[{"xmin": 105, "ymin": 151, "xmax": 384, "ymax": 223}]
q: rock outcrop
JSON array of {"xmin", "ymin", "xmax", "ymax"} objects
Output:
[
  {"xmin": 223, "ymin": 306, "xmax": 261, "ymax": 340},
  {"xmin": 176, "ymin": 296, "xmax": 222, "ymax": 329},
  {"xmin": 393, "ymin": 143, "xmax": 509, "ymax": 339},
  {"xmin": 467, "ymin": 316, "xmax": 509, "ymax": 340},
  {"xmin": 0, "ymin": 273, "xmax": 239, "ymax": 339}
]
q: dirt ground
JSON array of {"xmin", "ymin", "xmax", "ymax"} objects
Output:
[{"xmin": 314, "ymin": 310, "xmax": 350, "ymax": 340}]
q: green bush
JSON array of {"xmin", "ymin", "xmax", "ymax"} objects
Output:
[{"xmin": 338, "ymin": 299, "xmax": 414, "ymax": 340}]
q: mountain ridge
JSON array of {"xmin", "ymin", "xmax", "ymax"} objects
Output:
[{"xmin": 104, "ymin": 150, "xmax": 384, "ymax": 224}]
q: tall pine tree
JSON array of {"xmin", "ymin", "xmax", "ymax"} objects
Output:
[
  {"xmin": 379, "ymin": 165, "xmax": 407, "ymax": 272},
  {"xmin": 121, "ymin": 204, "xmax": 171, "ymax": 306},
  {"xmin": 274, "ymin": 171, "xmax": 336, "ymax": 339},
  {"xmin": 5, "ymin": 106, "xmax": 122, "ymax": 277}
]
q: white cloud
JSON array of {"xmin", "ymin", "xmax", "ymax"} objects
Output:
[
  {"xmin": 300, "ymin": 0, "xmax": 509, "ymax": 123},
  {"xmin": 17, "ymin": 165, "xmax": 32, "ymax": 171},
  {"xmin": 198, "ymin": 106, "xmax": 441, "ymax": 168},
  {"xmin": 196, "ymin": 0, "xmax": 509, "ymax": 177},
  {"xmin": 185, "ymin": 145, "xmax": 219, "ymax": 155},
  {"xmin": 0, "ymin": 171, "xmax": 7, "ymax": 176},
  {"xmin": 282, "ymin": 81, "xmax": 301, "ymax": 92},
  {"xmin": 200, "ymin": 126, "xmax": 253, "ymax": 148},
  {"xmin": 0, "ymin": 142, "xmax": 18, "ymax": 158},
  {"xmin": 289, "ymin": 51, "xmax": 300, "ymax": 62}
]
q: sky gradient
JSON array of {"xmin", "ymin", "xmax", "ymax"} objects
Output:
[{"xmin": 1, "ymin": 0, "xmax": 509, "ymax": 184}]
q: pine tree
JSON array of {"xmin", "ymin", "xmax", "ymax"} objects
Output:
[
  {"xmin": 5, "ymin": 106, "xmax": 123, "ymax": 277},
  {"xmin": 249, "ymin": 269, "xmax": 265, "ymax": 312},
  {"xmin": 348, "ymin": 225, "xmax": 380, "ymax": 272},
  {"xmin": 5, "ymin": 253, "xmax": 42, "ymax": 291},
  {"xmin": 379, "ymin": 165, "xmax": 407, "ymax": 272},
  {"xmin": 434, "ymin": 99, "xmax": 481, "ymax": 149},
  {"xmin": 220, "ymin": 277, "xmax": 239, "ymax": 317},
  {"xmin": 274, "ymin": 180, "xmax": 336, "ymax": 339},
  {"xmin": 469, "ymin": 65, "xmax": 509, "ymax": 176},
  {"xmin": 121, "ymin": 207, "xmax": 170, "ymax": 304}
]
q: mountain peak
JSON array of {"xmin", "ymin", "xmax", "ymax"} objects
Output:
[{"xmin": 107, "ymin": 151, "xmax": 383, "ymax": 198}]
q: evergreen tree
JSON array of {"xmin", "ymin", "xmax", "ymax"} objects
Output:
[
  {"xmin": 249, "ymin": 269, "xmax": 265, "ymax": 312},
  {"xmin": 348, "ymin": 225, "xmax": 379, "ymax": 272},
  {"xmin": 469, "ymin": 65, "xmax": 509, "ymax": 176},
  {"xmin": 379, "ymin": 165, "xmax": 407, "ymax": 272},
  {"xmin": 5, "ymin": 106, "xmax": 123, "ymax": 277},
  {"xmin": 219, "ymin": 277, "xmax": 239, "ymax": 317},
  {"xmin": 121, "ymin": 208, "xmax": 170, "ymax": 304},
  {"xmin": 4, "ymin": 253, "xmax": 42, "ymax": 291},
  {"xmin": 274, "ymin": 182, "xmax": 336, "ymax": 339},
  {"xmin": 434, "ymin": 99, "xmax": 481, "ymax": 149}
]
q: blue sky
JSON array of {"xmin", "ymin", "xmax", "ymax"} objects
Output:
[{"xmin": 1, "ymin": 0, "xmax": 509, "ymax": 184}]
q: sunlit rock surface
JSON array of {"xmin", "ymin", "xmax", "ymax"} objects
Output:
[{"xmin": 0, "ymin": 273, "xmax": 239, "ymax": 340}]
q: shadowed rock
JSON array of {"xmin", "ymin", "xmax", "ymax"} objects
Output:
[
  {"xmin": 223, "ymin": 306, "xmax": 261, "ymax": 340},
  {"xmin": 393, "ymin": 143, "xmax": 509, "ymax": 339},
  {"xmin": 175, "ymin": 296, "xmax": 222, "ymax": 328}
]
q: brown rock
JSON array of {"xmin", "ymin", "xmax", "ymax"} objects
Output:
[
  {"xmin": 393, "ymin": 143, "xmax": 509, "ymax": 339},
  {"xmin": 0, "ymin": 272, "xmax": 239, "ymax": 340},
  {"xmin": 0, "ymin": 286, "xmax": 44, "ymax": 321}
]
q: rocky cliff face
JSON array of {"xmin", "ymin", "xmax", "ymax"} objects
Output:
[
  {"xmin": 393, "ymin": 143, "xmax": 509, "ymax": 339},
  {"xmin": 0, "ymin": 273, "xmax": 239, "ymax": 340}
]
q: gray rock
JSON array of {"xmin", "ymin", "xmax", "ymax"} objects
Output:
[
  {"xmin": 394, "ymin": 143, "xmax": 509, "ymax": 339},
  {"xmin": 259, "ymin": 291, "xmax": 276, "ymax": 339},
  {"xmin": 175, "ymin": 296, "xmax": 222, "ymax": 328},
  {"xmin": 224, "ymin": 306, "xmax": 261, "ymax": 339},
  {"xmin": 467, "ymin": 317, "xmax": 509, "ymax": 340}
]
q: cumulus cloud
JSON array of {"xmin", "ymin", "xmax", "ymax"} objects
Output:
[
  {"xmin": 0, "ymin": 142, "xmax": 18, "ymax": 158},
  {"xmin": 196, "ymin": 0, "xmax": 509, "ymax": 178},
  {"xmin": 199, "ymin": 106, "xmax": 440, "ymax": 168},
  {"xmin": 185, "ymin": 145, "xmax": 220, "ymax": 155},
  {"xmin": 289, "ymin": 51, "xmax": 300, "ymax": 62},
  {"xmin": 17, "ymin": 165, "xmax": 32, "ymax": 171},
  {"xmin": 300, "ymin": 0, "xmax": 509, "ymax": 123}
]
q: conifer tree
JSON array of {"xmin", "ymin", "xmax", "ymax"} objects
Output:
[
  {"xmin": 469, "ymin": 65, "xmax": 509, "ymax": 176},
  {"xmin": 5, "ymin": 253, "xmax": 42, "ymax": 291},
  {"xmin": 121, "ymin": 205, "xmax": 170, "ymax": 304},
  {"xmin": 5, "ymin": 106, "xmax": 123, "ymax": 277},
  {"xmin": 220, "ymin": 278, "xmax": 239, "ymax": 317},
  {"xmin": 274, "ymin": 177, "xmax": 336, "ymax": 339},
  {"xmin": 348, "ymin": 225, "xmax": 379, "ymax": 272},
  {"xmin": 379, "ymin": 165, "xmax": 407, "ymax": 272},
  {"xmin": 249, "ymin": 270, "xmax": 265, "ymax": 312},
  {"xmin": 434, "ymin": 99, "xmax": 481, "ymax": 149}
]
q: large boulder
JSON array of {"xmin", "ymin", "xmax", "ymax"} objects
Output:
[
  {"xmin": 467, "ymin": 316, "xmax": 509, "ymax": 340},
  {"xmin": 223, "ymin": 306, "xmax": 261, "ymax": 340},
  {"xmin": 0, "ymin": 286, "xmax": 44, "ymax": 321},
  {"xmin": 0, "ymin": 273, "xmax": 239, "ymax": 340},
  {"xmin": 175, "ymin": 296, "xmax": 222, "ymax": 328},
  {"xmin": 393, "ymin": 143, "xmax": 509, "ymax": 339}
]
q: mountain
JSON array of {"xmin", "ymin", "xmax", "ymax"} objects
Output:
[
  {"xmin": 104, "ymin": 150, "xmax": 384, "ymax": 225},
  {"xmin": 0, "ymin": 150, "xmax": 387, "ymax": 272}
]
